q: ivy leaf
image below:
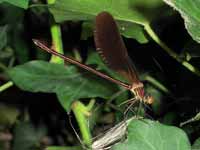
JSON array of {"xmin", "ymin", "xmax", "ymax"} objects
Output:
[
  {"xmin": 48, "ymin": 0, "xmax": 166, "ymax": 43},
  {"xmin": 47, "ymin": 146, "xmax": 81, "ymax": 150},
  {"xmin": 0, "ymin": 0, "xmax": 29, "ymax": 9},
  {"xmin": 113, "ymin": 119, "xmax": 191, "ymax": 150},
  {"xmin": 48, "ymin": 0, "xmax": 151, "ymax": 43},
  {"xmin": 118, "ymin": 21, "xmax": 148, "ymax": 43},
  {"xmin": 163, "ymin": 0, "xmax": 200, "ymax": 43},
  {"xmin": 81, "ymin": 21, "xmax": 148, "ymax": 44},
  {"xmin": 192, "ymin": 137, "xmax": 200, "ymax": 150},
  {"xmin": 7, "ymin": 60, "xmax": 118, "ymax": 111},
  {"xmin": 49, "ymin": 0, "xmax": 147, "ymax": 24}
]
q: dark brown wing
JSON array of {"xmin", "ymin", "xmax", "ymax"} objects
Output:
[{"xmin": 94, "ymin": 12, "xmax": 140, "ymax": 84}]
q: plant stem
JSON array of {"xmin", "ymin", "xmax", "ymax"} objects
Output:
[
  {"xmin": 0, "ymin": 81, "xmax": 13, "ymax": 92},
  {"xmin": 72, "ymin": 101, "xmax": 92, "ymax": 148},
  {"xmin": 47, "ymin": 0, "xmax": 64, "ymax": 64},
  {"xmin": 0, "ymin": 62, "xmax": 7, "ymax": 71},
  {"xmin": 180, "ymin": 112, "xmax": 200, "ymax": 127},
  {"xmin": 143, "ymin": 75, "xmax": 170, "ymax": 94},
  {"xmin": 49, "ymin": 23, "xmax": 64, "ymax": 64},
  {"xmin": 73, "ymin": 48, "xmax": 82, "ymax": 62},
  {"xmin": 86, "ymin": 99, "xmax": 95, "ymax": 111},
  {"xmin": 144, "ymin": 23, "xmax": 200, "ymax": 77},
  {"xmin": 47, "ymin": 0, "xmax": 55, "ymax": 4}
]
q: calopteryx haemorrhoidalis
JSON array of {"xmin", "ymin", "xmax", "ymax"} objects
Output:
[{"xmin": 33, "ymin": 11, "xmax": 153, "ymax": 104}]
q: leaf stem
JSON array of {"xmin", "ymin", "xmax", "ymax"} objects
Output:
[
  {"xmin": 144, "ymin": 23, "xmax": 200, "ymax": 76},
  {"xmin": 73, "ymin": 48, "xmax": 82, "ymax": 62},
  {"xmin": 0, "ymin": 81, "xmax": 13, "ymax": 92},
  {"xmin": 86, "ymin": 99, "xmax": 95, "ymax": 111},
  {"xmin": 143, "ymin": 74, "xmax": 170, "ymax": 94},
  {"xmin": 71, "ymin": 101, "xmax": 93, "ymax": 148},
  {"xmin": 180, "ymin": 112, "xmax": 200, "ymax": 127},
  {"xmin": 47, "ymin": 0, "xmax": 64, "ymax": 64}
]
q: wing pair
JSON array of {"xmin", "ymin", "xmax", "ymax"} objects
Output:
[{"xmin": 94, "ymin": 12, "xmax": 140, "ymax": 85}]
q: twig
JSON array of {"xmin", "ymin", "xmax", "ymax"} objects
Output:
[
  {"xmin": 0, "ymin": 81, "xmax": 13, "ymax": 92},
  {"xmin": 144, "ymin": 23, "xmax": 200, "ymax": 77}
]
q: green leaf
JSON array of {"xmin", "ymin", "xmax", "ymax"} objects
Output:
[
  {"xmin": 118, "ymin": 21, "xmax": 148, "ymax": 43},
  {"xmin": 163, "ymin": 0, "xmax": 200, "ymax": 43},
  {"xmin": 192, "ymin": 137, "xmax": 200, "ymax": 150},
  {"xmin": 129, "ymin": 0, "xmax": 166, "ymax": 21},
  {"xmin": 47, "ymin": 146, "xmax": 82, "ymax": 150},
  {"xmin": 0, "ymin": 0, "xmax": 29, "ymax": 9},
  {"xmin": 49, "ymin": 0, "xmax": 147, "ymax": 24},
  {"xmin": 81, "ymin": 21, "xmax": 148, "ymax": 44},
  {"xmin": 49, "ymin": 0, "xmax": 150, "ymax": 43},
  {"xmin": 0, "ymin": 4, "xmax": 28, "ymax": 63},
  {"xmin": 7, "ymin": 60, "xmax": 118, "ymax": 111},
  {"xmin": 130, "ymin": 0, "xmax": 163, "ymax": 7},
  {"xmin": 112, "ymin": 119, "xmax": 191, "ymax": 150}
]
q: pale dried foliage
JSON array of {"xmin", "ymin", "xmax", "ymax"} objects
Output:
[{"xmin": 92, "ymin": 116, "xmax": 142, "ymax": 150}]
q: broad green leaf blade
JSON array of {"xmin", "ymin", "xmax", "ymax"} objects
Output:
[
  {"xmin": 112, "ymin": 119, "xmax": 191, "ymax": 150},
  {"xmin": 49, "ymin": 0, "xmax": 165, "ymax": 43},
  {"xmin": 47, "ymin": 146, "xmax": 82, "ymax": 150},
  {"xmin": 192, "ymin": 137, "xmax": 200, "ymax": 150},
  {"xmin": 49, "ymin": 0, "xmax": 147, "ymax": 24},
  {"xmin": 49, "ymin": 0, "xmax": 149, "ymax": 43},
  {"xmin": 118, "ymin": 21, "xmax": 148, "ymax": 43},
  {"xmin": 130, "ymin": 0, "xmax": 163, "ymax": 6},
  {"xmin": 0, "ymin": 0, "xmax": 29, "ymax": 9},
  {"xmin": 81, "ymin": 21, "xmax": 148, "ymax": 44},
  {"xmin": 7, "ymin": 60, "xmax": 118, "ymax": 111},
  {"xmin": 129, "ymin": 0, "xmax": 165, "ymax": 21},
  {"xmin": 163, "ymin": 0, "xmax": 200, "ymax": 43}
]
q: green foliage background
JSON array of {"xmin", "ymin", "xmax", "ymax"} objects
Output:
[{"xmin": 0, "ymin": 0, "xmax": 200, "ymax": 150}]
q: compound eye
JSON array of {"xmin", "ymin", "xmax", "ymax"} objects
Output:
[{"xmin": 144, "ymin": 95, "xmax": 154, "ymax": 104}]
